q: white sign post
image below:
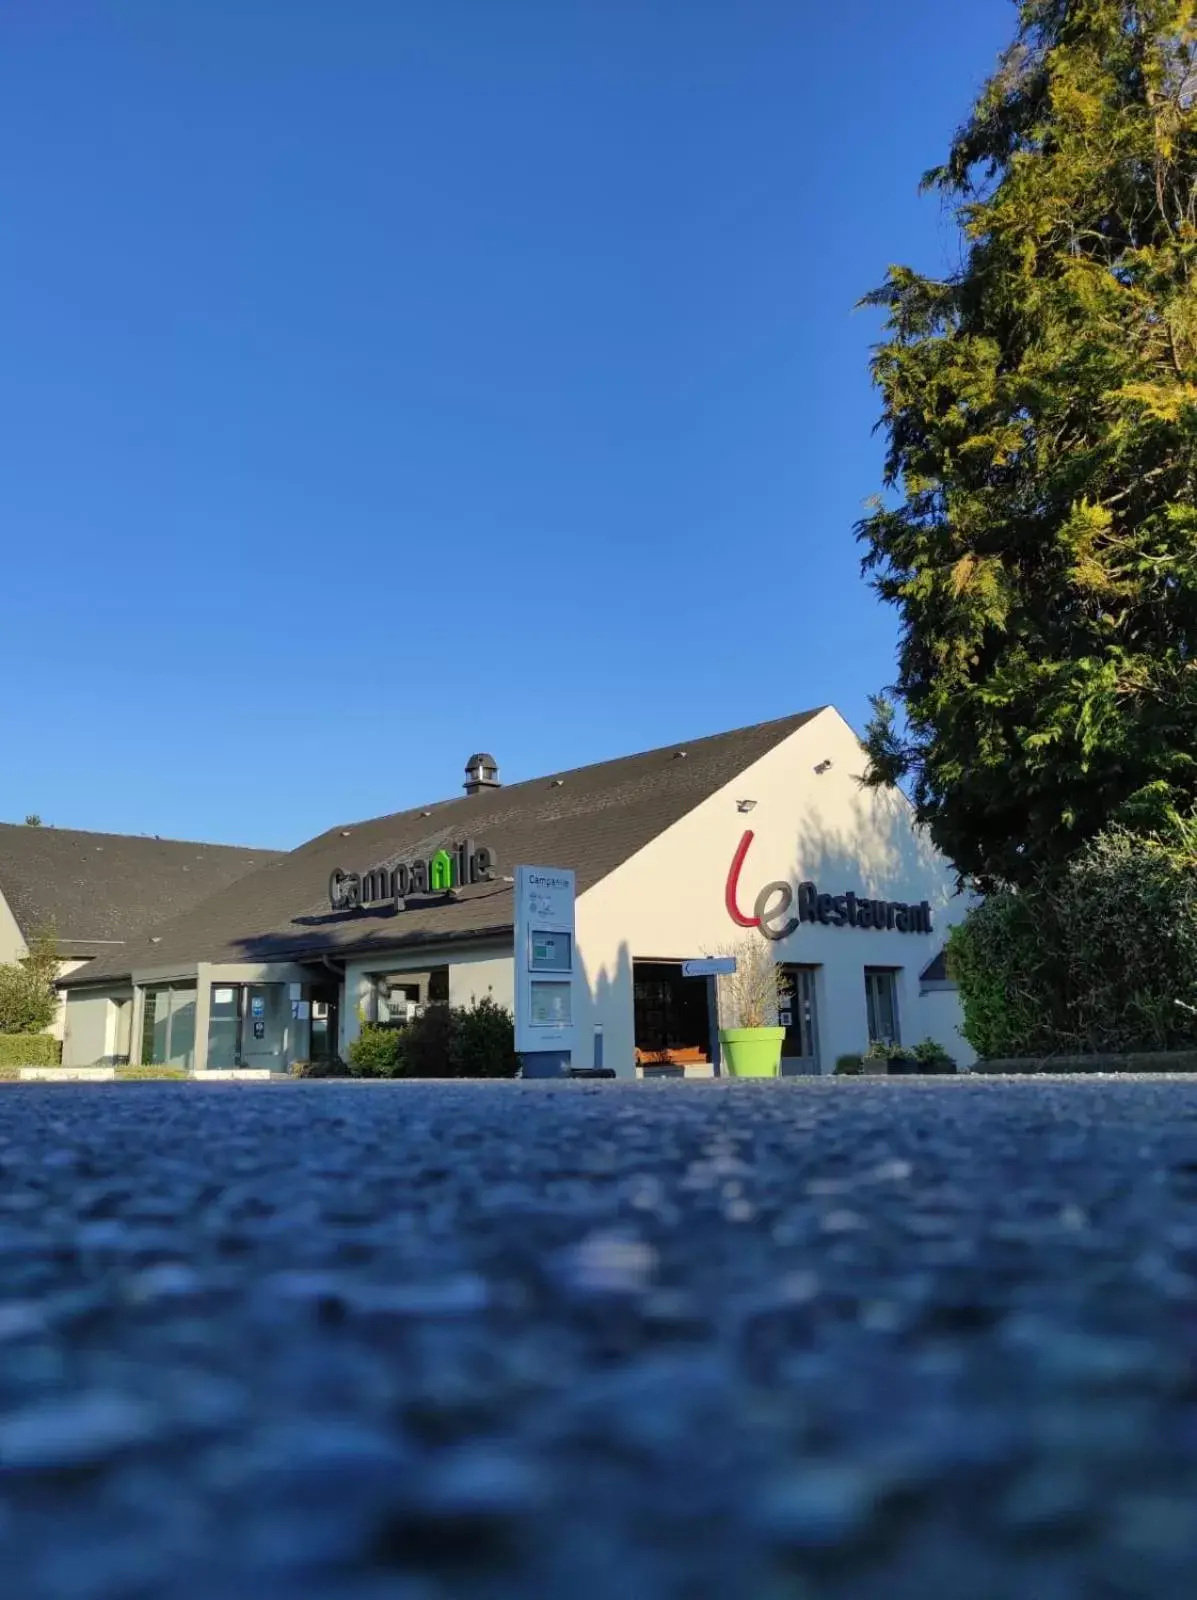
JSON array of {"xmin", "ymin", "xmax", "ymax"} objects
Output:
[{"xmin": 514, "ymin": 865, "xmax": 576, "ymax": 1078}]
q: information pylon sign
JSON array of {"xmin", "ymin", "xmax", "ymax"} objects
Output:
[{"xmin": 514, "ymin": 866, "xmax": 576, "ymax": 1076}]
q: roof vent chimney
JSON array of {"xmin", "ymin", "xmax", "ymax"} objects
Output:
[{"xmin": 464, "ymin": 752, "xmax": 501, "ymax": 796}]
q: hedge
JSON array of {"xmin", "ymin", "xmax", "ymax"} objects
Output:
[
  {"xmin": 949, "ymin": 808, "xmax": 1197, "ymax": 1059},
  {"xmin": 0, "ymin": 1034, "xmax": 61, "ymax": 1068},
  {"xmin": 974, "ymin": 1052, "xmax": 1197, "ymax": 1075}
]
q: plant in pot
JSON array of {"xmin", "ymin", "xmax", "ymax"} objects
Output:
[
  {"xmin": 864, "ymin": 1038, "xmax": 918, "ymax": 1075},
  {"xmin": 911, "ymin": 1036, "xmax": 956, "ymax": 1076},
  {"xmin": 712, "ymin": 937, "xmax": 790, "ymax": 1079}
]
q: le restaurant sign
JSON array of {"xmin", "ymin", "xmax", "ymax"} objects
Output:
[
  {"xmin": 726, "ymin": 830, "xmax": 933, "ymax": 943},
  {"xmin": 330, "ymin": 839, "xmax": 496, "ymax": 914}
]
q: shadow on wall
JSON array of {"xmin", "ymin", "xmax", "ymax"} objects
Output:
[
  {"xmin": 783, "ymin": 784, "xmax": 957, "ymax": 911},
  {"xmin": 574, "ymin": 938, "xmax": 634, "ymax": 1076},
  {"xmin": 772, "ymin": 778, "xmax": 971, "ymax": 1058}
]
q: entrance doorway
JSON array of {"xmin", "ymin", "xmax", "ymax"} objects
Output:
[
  {"xmin": 205, "ymin": 982, "xmax": 292, "ymax": 1071},
  {"xmin": 633, "ymin": 961, "xmax": 713, "ymax": 1072},
  {"xmin": 309, "ymin": 986, "xmax": 340, "ymax": 1062},
  {"xmin": 780, "ymin": 965, "xmax": 821, "ymax": 1075}
]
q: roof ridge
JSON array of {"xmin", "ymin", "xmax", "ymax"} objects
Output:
[
  {"xmin": 0, "ymin": 821, "xmax": 281, "ymax": 853},
  {"xmin": 330, "ymin": 708, "xmax": 826, "ymax": 835}
]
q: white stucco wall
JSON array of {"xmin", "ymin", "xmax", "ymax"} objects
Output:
[
  {"xmin": 572, "ymin": 708, "xmax": 973, "ymax": 1075},
  {"xmin": 47, "ymin": 958, "xmax": 90, "ymax": 1042},
  {"xmin": 448, "ymin": 951, "xmax": 516, "ymax": 1011},
  {"xmin": 0, "ymin": 889, "xmax": 25, "ymax": 967}
]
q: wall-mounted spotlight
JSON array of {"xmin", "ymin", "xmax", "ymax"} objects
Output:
[
  {"xmin": 737, "ymin": 799, "xmax": 757, "ymax": 813},
  {"xmin": 814, "ymin": 759, "xmax": 833, "ymax": 775}
]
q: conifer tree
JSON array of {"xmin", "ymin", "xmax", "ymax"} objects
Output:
[{"xmin": 860, "ymin": 0, "xmax": 1197, "ymax": 888}]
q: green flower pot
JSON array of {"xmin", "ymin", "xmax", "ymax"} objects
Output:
[{"xmin": 719, "ymin": 1027, "xmax": 785, "ymax": 1079}]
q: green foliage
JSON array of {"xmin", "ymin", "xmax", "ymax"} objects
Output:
[
  {"xmin": 115, "ymin": 1066, "xmax": 190, "ymax": 1081},
  {"xmin": 0, "ymin": 930, "xmax": 59, "ymax": 1036},
  {"xmin": 834, "ymin": 1053, "xmax": 864, "ymax": 1075},
  {"xmin": 347, "ymin": 1000, "xmax": 521, "ymax": 1080},
  {"xmin": 396, "ymin": 1003, "xmax": 454, "ymax": 1078},
  {"xmin": 0, "ymin": 1032, "xmax": 60, "ymax": 1067},
  {"xmin": 859, "ymin": 1, "xmax": 1197, "ymax": 888},
  {"xmin": 951, "ymin": 805, "xmax": 1197, "ymax": 1056},
  {"xmin": 946, "ymin": 897, "xmax": 1052, "ymax": 1059},
  {"xmin": 398, "ymin": 997, "xmax": 521, "ymax": 1079},
  {"xmin": 863, "ymin": 1037, "xmax": 906, "ymax": 1060},
  {"xmin": 290, "ymin": 1057, "xmax": 352, "ymax": 1079},
  {"xmin": 912, "ymin": 1036, "xmax": 953, "ymax": 1064},
  {"xmin": 347, "ymin": 1024, "xmax": 406, "ymax": 1078},
  {"xmin": 450, "ymin": 996, "xmax": 521, "ymax": 1079}
]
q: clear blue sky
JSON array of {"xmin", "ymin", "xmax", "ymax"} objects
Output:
[{"xmin": 1, "ymin": 0, "xmax": 1013, "ymax": 847}]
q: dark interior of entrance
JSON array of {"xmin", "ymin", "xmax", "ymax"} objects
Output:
[
  {"xmin": 309, "ymin": 984, "xmax": 340, "ymax": 1062},
  {"xmin": 633, "ymin": 961, "xmax": 712, "ymax": 1068}
]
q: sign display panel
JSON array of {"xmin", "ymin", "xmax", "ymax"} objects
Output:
[
  {"xmin": 531, "ymin": 931, "xmax": 572, "ymax": 972},
  {"xmin": 530, "ymin": 981, "xmax": 572, "ymax": 1028},
  {"xmin": 514, "ymin": 866, "xmax": 576, "ymax": 1058}
]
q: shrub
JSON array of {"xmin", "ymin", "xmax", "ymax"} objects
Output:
[
  {"xmin": 834, "ymin": 1053, "xmax": 863, "ymax": 1076},
  {"xmin": 399, "ymin": 998, "xmax": 520, "ymax": 1079},
  {"xmin": 115, "ymin": 1066, "xmax": 190, "ymax": 1081},
  {"xmin": 450, "ymin": 996, "xmax": 521, "ymax": 1079},
  {"xmin": 347, "ymin": 999, "xmax": 520, "ymax": 1080},
  {"xmin": 347, "ymin": 1024, "xmax": 406, "ymax": 1078},
  {"xmin": 0, "ymin": 1033, "xmax": 61, "ymax": 1068},
  {"xmin": 912, "ymin": 1037, "xmax": 952, "ymax": 1065},
  {"xmin": 711, "ymin": 936, "xmax": 790, "ymax": 1029},
  {"xmin": 950, "ymin": 808, "xmax": 1197, "ymax": 1058},
  {"xmin": 290, "ymin": 1057, "xmax": 352, "ymax": 1079},
  {"xmin": 395, "ymin": 1003, "xmax": 453, "ymax": 1078},
  {"xmin": 0, "ymin": 931, "xmax": 59, "ymax": 1036}
]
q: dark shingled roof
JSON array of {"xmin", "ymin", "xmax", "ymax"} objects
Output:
[
  {"xmin": 920, "ymin": 949, "xmax": 950, "ymax": 983},
  {"xmin": 63, "ymin": 710, "xmax": 824, "ymax": 987},
  {"xmin": 0, "ymin": 824, "xmax": 282, "ymax": 956}
]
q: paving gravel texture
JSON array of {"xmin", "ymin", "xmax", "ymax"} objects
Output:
[{"xmin": 4, "ymin": 1078, "xmax": 1197, "ymax": 1600}]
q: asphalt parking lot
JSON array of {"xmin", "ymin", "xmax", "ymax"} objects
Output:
[{"xmin": 3, "ymin": 1076, "xmax": 1197, "ymax": 1600}]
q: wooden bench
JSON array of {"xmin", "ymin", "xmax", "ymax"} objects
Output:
[{"xmin": 635, "ymin": 1046, "xmax": 709, "ymax": 1067}]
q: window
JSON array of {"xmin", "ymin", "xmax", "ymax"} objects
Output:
[
  {"xmin": 367, "ymin": 967, "xmax": 449, "ymax": 1024},
  {"xmin": 140, "ymin": 984, "xmax": 197, "ymax": 1068},
  {"xmin": 864, "ymin": 968, "xmax": 900, "ymax": 1044}
]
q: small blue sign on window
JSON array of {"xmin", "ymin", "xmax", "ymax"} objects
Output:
[{"xmin": 251, "ymin": 997, "xmax": 265, "ymax": 1018}]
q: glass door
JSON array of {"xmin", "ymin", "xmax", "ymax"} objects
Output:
[
  {"xmin": 207, "ymin": 984, "xmax": 243, "ymax": 1070},
  {"xmin": 309, "ymin": 987, "xmax": 339, "ymax": 1062},
  {"xmin": 780, "ymin": 965, "xmax": 820, "ymax": 1075}
]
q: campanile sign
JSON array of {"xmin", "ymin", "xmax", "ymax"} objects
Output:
[{"xmin": 329, "ymin": 839, "xmax": 495, "ymax": 914}]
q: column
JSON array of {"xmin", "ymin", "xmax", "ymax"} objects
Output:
[{"xmin": 191, "ymin": 964, "xmax": 212, "ymax": 1075}]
